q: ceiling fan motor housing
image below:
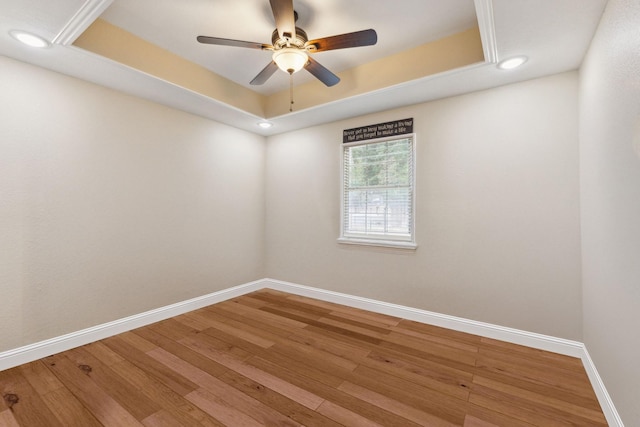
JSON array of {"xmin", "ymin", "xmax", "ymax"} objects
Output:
[{"xmin": 271, "ymin": 27, "xmax": 308, "ymax": 50}]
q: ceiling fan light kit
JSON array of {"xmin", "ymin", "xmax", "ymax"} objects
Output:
[{"xmin": 273, "ymin": 48, "xmax": 308, "ymax": 74}]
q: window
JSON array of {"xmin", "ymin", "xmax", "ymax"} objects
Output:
[{"xmin": 340, "ymin": 135, "xmax": 416, "ymax": 249}]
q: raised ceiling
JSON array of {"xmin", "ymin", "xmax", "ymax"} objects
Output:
[
  {"xmin": 99, "ymin": 0, "xmax": 480, "ymax": 96},
  {"xmin": 0, "ymin": 0, "xmax": 608, "ymax": 135}
]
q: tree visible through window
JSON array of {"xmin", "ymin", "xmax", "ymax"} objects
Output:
[{"xmin": 341, "ymin": 136, "xmax": 415, "ymax": 246}]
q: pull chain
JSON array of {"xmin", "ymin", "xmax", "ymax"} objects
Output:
[{"xmin": 289, "ymin": 71, "xmax": 294, "ymax": 112}]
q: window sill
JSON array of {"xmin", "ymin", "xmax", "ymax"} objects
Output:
[{"xmin": 337, "ymin": 237, "xmax": 417, "ymax": 250}]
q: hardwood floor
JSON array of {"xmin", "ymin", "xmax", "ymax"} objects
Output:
[{"xmin": 0, "ymin": 289, "xmax": 607, "ymax": 426}]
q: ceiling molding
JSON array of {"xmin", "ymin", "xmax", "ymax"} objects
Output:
[
  {"xmin": 53, "ymin": 0, "xmax": 113, "ymax": 46},
  {"xmin": 474, "ymin": 0, "xmax": 498, "ymax": 63}
]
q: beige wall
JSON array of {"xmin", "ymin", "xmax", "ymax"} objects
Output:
[
  {"xmin": 0, "ymin": 56, "xmax": 266, "ymax": 352},
  {"xmin": 265, "ymin": 72, "xmax": 583, "ymax": 340},
  {"xmin": 0, "ymin": 55, "xmax": 584, "ymax": 354},
  {"xmin": 580, "ymin": 0, "xmax": 640, "ymax": 423}
]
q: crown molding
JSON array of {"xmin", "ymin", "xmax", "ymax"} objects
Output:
[
  {"xmin": 53, "ymin": 0, "xmax": 113, "ymax": 46},
  {"xmin": 474, "ymin": 0, "xmax": 499, "ymax": 63}
]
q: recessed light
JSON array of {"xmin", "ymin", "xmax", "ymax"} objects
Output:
[
  {"xmin": 497, "ymin": 56, "xmax": 527, "ymax": 70},
  {"xmin": 9, "ymin": 30, "xmax": 50, "ymax": 48},
  {"xmin": 258, "ymin": 121, "xmax": 273, "ymax": 129}
]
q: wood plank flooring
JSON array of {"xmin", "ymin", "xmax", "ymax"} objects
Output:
[{"xmin": 0, "ymin": 289, "xmax": 607, "ymax": 426}]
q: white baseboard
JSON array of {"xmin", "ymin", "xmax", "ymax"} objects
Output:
[
  {"xmin": 0, "ymin": 277, "xmax": 623, "ymax": 426},
  {"xmin": 581, "ymin": 347, "xmax": 625, "ymax": 427},
  {"xmin": 262, "ymin": 278, "xmax": 624, "ymax": 427},
  {"xmin": 262, "ymin": 278, "xmax": 586, "ymax": 356},
  {"xmin": 0, "ymin": 279, "xmax": 263, "ymax": 372}
]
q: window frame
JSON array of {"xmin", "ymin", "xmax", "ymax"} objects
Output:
[{"xmin": 338, "ymin": 133, "xmax": 417, "ymax": 250}]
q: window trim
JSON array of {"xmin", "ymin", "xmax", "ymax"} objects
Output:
[{"xmin": 338, "ymin": 134, "xmax": 417, "ymax": 250}]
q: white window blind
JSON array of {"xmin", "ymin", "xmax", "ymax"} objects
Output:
[{"xmin": 341, "ymin": 136, "xmax": 415, "ymax": 247}]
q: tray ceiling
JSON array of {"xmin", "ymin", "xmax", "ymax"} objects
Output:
[{"xmin": 0, "ymin": 0, "xmax": 608, "ymax": 135}]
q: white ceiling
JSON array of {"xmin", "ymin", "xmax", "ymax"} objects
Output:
[{"xmin": 0, "ymin": 0, "xmax": 608, "ymax": 136}]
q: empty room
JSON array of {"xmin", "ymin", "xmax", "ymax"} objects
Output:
[{"xmin": 1, "ymin": 0, "xmax": 638, "ymax": 425}]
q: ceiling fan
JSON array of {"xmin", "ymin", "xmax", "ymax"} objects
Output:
[{"xmin": 196, "ymin": 0, "xmax": 378, "ymax": 88}]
